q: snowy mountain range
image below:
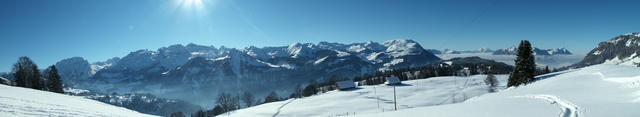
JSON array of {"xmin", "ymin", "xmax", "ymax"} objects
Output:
[
  {"xmin": 225, "ymin": 32, "xmax": 640, "ymax": 117},
  {"xmin": 570, "ymin": 32, "xmax": 640, "ymax": 68},
  {"xmin": 428, "ymin": 47, "xmax": 572, "ymax": 56},
  {"xmin": 53, "ymin": 39, "xmax": 440, "ymax": 107},
  {"xmin": 492, "ymin": 46, "xmax": 572, "ymax": 56},
  {"xmin": 427, "ymin": 48, "xmax": 495, "ymax": 54}
]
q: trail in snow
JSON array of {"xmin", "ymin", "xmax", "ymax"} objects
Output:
[
  {"xmin": 272, "ymin": 99, "xmax": 294, "ymax": 117},
  {"xmin": 516, "ymin": 95, "xmax": 580, "ymax": 117}
]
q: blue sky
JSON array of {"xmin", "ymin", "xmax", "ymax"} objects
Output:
[{"xmin": 1, "ymin": 0, "xmax": 639, "ymax": 72}]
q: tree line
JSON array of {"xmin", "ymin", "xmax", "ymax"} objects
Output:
[{"xmin": 6, "ymin": 56, "xmax": 64, "ymax": 94}]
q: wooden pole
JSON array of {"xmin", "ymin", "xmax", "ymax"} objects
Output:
[
  {"xmin": 375, "ymin": 86, "xmax": 379, "ymax": 108},
  {"xmin": 393, "ymin": 85, "xmax": 397, "ymax": 111}
]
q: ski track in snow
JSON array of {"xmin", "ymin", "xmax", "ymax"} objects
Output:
[
  {"xmin": 516, "ymin": 95, "xmax": 580, "ymax": 117},
  {"xmin": 272, "ymin": 99, "xmax": 295, "ymax": 117}
]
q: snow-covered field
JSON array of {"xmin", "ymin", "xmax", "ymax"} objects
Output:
[
  {"xmin": 368, "ymin": 64, "xmax": 640, "ymax": 117},
  {"xmin": 0, "ymin": 84, "xmax": 155, "ymax": 117},
  {"xmin": 226, "ymin": 75, "xmax": 510, "ymax": 117},
  {"xmin": 226, "ymin": 64, "xmax": 640, "ymax": 117},
  {"xmin": 436, "ymin": 53, "xmax": 584, "ymax": 69}
]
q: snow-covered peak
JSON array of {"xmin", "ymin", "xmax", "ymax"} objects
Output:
[
  {"xmin": 443, "ymin": 49, "xmax": 461, "ymax": 54},
  {"xmin": 382, "ymin": 39, "xmax": 417, "ymax": 47},
  {"xmin": 476, "ymin": 48, "xmax": 495, "ymax": 53},
  {"xmin": 113, "ymin": 50, "xmax": 158, "ymax": 70},
  {"xmin": 317, "ymin": 41, "xmax": 348, "ymax": 50},
  {"xmin": 91, "ymin": 57, "xmax": 120, "ymax": 75},
  {"xmin": 382, "ymin": 39, "xmax": 424, "ymax": 57},
  {"xmin": 622, "ymin": 32, "xmax": 640, "ymax": 37},
  {"xmin": 287, "ymin": 42, "xmax": 316, "ymax": 58},
  {"xmin": 55, "ymin": 57, "xmax": 92, "ymax": 81}
]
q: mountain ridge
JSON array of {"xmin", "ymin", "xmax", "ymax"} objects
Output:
[{"xmin": 53, "ymin": 39, "xmax": 441, "ymax": 107}]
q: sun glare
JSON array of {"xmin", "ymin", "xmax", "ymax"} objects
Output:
[{"xmin": 180, "ymin": 0, "xmax": 204, "ymax": 8}]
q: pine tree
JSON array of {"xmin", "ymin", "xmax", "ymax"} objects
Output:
[
  {"xmin": 47, "ymin": 65, "xmax": 64, "ymax": 94},
  {"xmin": 302, "ymin": 80, "xmax": 317, "ymax": 97},
  {"xmin": 191, "ymin": 110, "xmax": 207, "ymax": 117},
  {"xmin": 211, "ymin": 105, "xmax": 225, "ymax": 116},
  {"xmin": 484, "ymin": 73, "xmax": 498, "ymax": 92},
  {"xmin": 508, "ymin": 40, "xmax": 536, "ymax": 87},
  {"xmin": 169, "ymin": 112, "xmax": 186, "ymax": 117},
  {"xmin": 544, "ymin": 66, "xmax": 551, "ymax": 74},
  {"xmin": 30, "ymin": 65, "xmax": 43, "ymax": 90}
]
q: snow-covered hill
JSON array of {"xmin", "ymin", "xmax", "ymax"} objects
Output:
[
  {"xmin": 0, "ymin": 84, "xmax": 155, "ymax": 117},
  {"xmin": 227, "ymin": 63, "xmax": 640, "ymax": 117},
  {"xmin": 226, "ymin": 75, "xmax": 509, "ymax": 117},
  {"xmin": 368, "ymin": 64, "xmax": 640, "ymax": 117}
]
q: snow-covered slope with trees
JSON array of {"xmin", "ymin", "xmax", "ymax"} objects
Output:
[
  {"xmin": 226, "ymin": 75, "xmax": 509, "ymax": 117},
  {"xmin": 369, "ymin": 64, "xmax": 640, "ymax": 117},
  {"xmin": 0, "ymin": 84, "xmax": 155, "ymax": 117},
  {"xmin": 227, "ymin": 64, "xmax": 640, "ymax": 117}
]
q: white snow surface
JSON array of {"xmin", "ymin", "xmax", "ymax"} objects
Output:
[
  {"xmin": 368, "ymin": 64, "xmax": 640, "ymax": 117},
  {"xmin": 0, "ymin": 84, "xmax": 155, "ymax": 117},
  {"xmin": 227, "ymin": 64, "xmax": 640, "ymax": 117},
  {"xmin": 227, "ymin": 75, "xmax": 510, "ymax": 117}
]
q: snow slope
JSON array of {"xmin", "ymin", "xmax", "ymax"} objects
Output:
[
  {"xmin": 226, "ymin": 75, "xmax": 510, "ymax": 117},
  {"xmin": 368, "ymin": 64, "xmax": 640, "ymax": 117},
  {"xmin": 0, "ymin": 84, "xmax": 155, "ymax": 117}
]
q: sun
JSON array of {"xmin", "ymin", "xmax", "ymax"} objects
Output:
[{"xmin": 180, "ymin": 0, "xmax": 204, "ymax": 9}]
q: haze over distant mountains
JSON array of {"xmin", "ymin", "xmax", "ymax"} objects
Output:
[
  {"xmin": 46, "ymin": 39, "xmax": 442, "ymax": 106},
  {"xmin": 427, "ymin": 47, "xmax": 572, "ymax": 56}
]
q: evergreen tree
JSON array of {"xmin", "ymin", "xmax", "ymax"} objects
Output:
[
  {"xmin": 211, "ymin": 105, "xmax": 225, "ymax": 116},
  {"xmin": 191, "ymin": 110, "xmax": 207, "ymax": 117},
  {"xmin": 302, "ymin": 80, "xmax": 317, "ymax": 97},
  {"xmin": 169, "ymin": 112, "xmax": 186, "ymax": 117},
  {"xmin": 30, "ymin": 65, "xmax": 44, "ymax": 90},
  {"xmin": 484, "ymin": 73, "xmax": 498, "ymax": 92},
  {"xmin": 508, "ymin": 40, "xmax": 536, "ymax": 87},
  {"xmin": 544, "ymin": 66, "xmax": 551, "ymax": 74},
  {"xmin": 293, "ymin": 84, "xmax": 303, "ymax": 98},
  {"xmin": 46, "ymin": 65, "xmax": 64, "ymax": 94}
]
